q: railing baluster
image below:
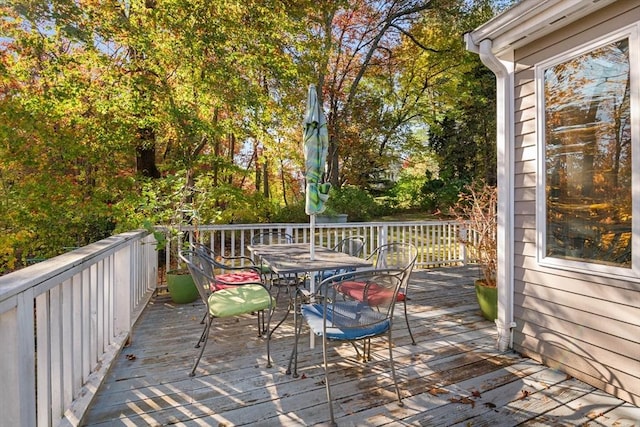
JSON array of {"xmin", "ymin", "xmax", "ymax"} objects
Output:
[{"xmin": 62, "ymin": 278, "xmax": 73, "ymax": 412}]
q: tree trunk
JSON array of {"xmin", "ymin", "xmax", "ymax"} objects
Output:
[
  {"xmin": 136, "ymin": 127, "xmax": 161, "ymax": 178},
  {"xmin": 262, "ymin": 160, "xmax": 269, "ymax": 198},
  {"xmin": 228, "ymin": 133, "xmax": 235, "ymax": 184},
  {"xmin": 280, "ymin": 158, "xmax": 288, "ymax": 206}
]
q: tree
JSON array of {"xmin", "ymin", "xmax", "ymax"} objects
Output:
[
  {"xmin": 398, "ymin": 0, "xmax": 500, "ymax": 187},
  {"xmin": 303, "ymin": 0, "xmax": 436, "ymax": 188}
]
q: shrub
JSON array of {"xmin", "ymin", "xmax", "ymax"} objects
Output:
[
  {"xmin": 325, "ymin": 186, "xmax": 383, "ymax": 222},
  {"xmin": 450, "ymin": 181, "xmax": 497, "ymax": 287},
  {"xmin": 421, "ymin": 177, "xmax": 468, "ymax": 212},
  {"xmin": 270, "ymin": 200, "xmax": 308, "ymax": 223},
  {"xmin": 391, "ymin": 174, "xmax": 428, "ymax": 210}
]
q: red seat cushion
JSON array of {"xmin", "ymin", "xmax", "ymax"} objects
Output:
[
  {"xmin": 209, "ymin": 282, "xmax": 237, "ymax": 292},
  {"xmin": 212, "ymin": 270, "xmax": 261, "ymax": 291},
  {"xmin": 336, "ymin": 281, "xmax": 405, "ymax": 306}
]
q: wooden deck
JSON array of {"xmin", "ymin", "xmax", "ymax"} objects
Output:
[{"xmin": 81, "ymin": 266, "xmax": 640, "ymax": 426}]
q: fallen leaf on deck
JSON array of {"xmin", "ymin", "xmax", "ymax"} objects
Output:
[
  {"xmin": 587, "ymin": 411, "xmax": 605, "ymax": 419},
  {"xmin": 471, "ymin": 390, "xmax": 482, "ymax": 398},
  {"xmin": 428, "ymin": 388, "xmax": 449, "ymax": 396},
  {"xmin": 484, "ymin": 402, "xmax": 496, "ymax": 408},
  {"xmin": 125, "ymin": 354, "xmax": 136, "ymax": 361},
  {"xmin": 519, "ymin": 390, "xmax": 530, "ymax": 400},
  {"xmin": 449, "ymin": 396, "xmax": 475, "ymax": 408}
]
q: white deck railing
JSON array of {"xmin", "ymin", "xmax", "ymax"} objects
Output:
[
  {"xmin": 0, "ymin": 231, "xmax": 157, "ymax": 427},
  {"xmin": 0, "ymin": 220, "xmax": 467, "ymax": 426},
  {"xmin": 165, "ymin": 220, "xmax": 467, "ymax": 271}
]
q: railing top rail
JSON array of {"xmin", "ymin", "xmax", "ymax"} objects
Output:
[
  {"xmin": 0, "ymin": 230, "xmax": 150, "ymax": 303},
  {"xmin": 172, "ymin": 220, "xmax": 458, "ymax": 231}
]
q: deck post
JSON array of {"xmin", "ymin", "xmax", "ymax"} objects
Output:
[
  {"xmin": 0, "ymin": 290, "xmax": 37, "ymax": 427},
  {"xmin": 459, "ymin": 225, "xmax": 468, "ymax": 265},
  {"xmin": 114, "ymin": 245, "xmax": 132, "ymax": 338}
]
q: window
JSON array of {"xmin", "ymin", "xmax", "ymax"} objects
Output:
[{"xmin": 538, "ymin": 28, "xmax": 638, "ymax": 275}]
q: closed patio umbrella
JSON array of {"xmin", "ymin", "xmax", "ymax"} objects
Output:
[{"xmin": 304, "ymin": 84, "xmax": 331, "ymax": 261}]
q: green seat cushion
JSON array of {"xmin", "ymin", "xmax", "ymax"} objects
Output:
[{"xmin": 208, "ymin": 284, "xmax": 274, "ymax": 318}]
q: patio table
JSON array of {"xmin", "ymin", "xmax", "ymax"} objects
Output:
[
  {"xmin": 248, "ymin": 243, "xmax": 371, "ymax": 277},
  {"xmin": 247, "ymin": 243, "xmax": 372, "ymax": 363}
]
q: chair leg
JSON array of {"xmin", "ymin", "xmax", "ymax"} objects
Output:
[
  {"xmin": 286, "ymin": 294, "xmax": 303, "ymax": 376},
  {"xmin": 265, "ymin": 306, "xmax": 273, "ymax": 368},
  {"xmin": 387, "ymin": 329, "xmax": 403, "ymax": 406},
  {"xmin": 190, "ymin": 316, "xmax": 213, "ymax": 377},
  {"xmin": 322, "ymin": 334, "xmax": 337, "ymax": 427},
  {"xmin": 365, "ymin": 338, "xmax": 372, "ymax": 361},
  {"xmin": 269, "ymin": 298, "xmax": 293, "ymax": 339},
  {"xmin": 195, "ymin": 322, "xmax": 208, "ymax": 348},
  {"xmin": 350, "ymin": 339, "xmax": 373, "ymax": 362},
  {"xmin": 403, "ymin": 299, "xmax": 416, "ymax": 345},
  {"xmin": 350, "ymin": 341, "xmax": 364, "ymax": 361},
  {"xmin": 257, "ymin": 312, "xmax": 263, "ymax": 337}
]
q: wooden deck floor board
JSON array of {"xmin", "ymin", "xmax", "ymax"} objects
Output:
[
  {"xmin": 353, "ymin": 360, "xmax": 547, "ymax": 426},
  {"xmin": 87, "ymin": 333, "xmax": 501, "ymax": 425},
  {"xmin": 81, "ymin": 266, "xmax": 639, "ymax": 426}
]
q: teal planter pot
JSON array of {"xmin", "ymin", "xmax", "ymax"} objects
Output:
[
  {"xmin": 475, "ymin": 280, "xmax": 497, "ymax": 321},
  {"xmin": 166, "ymin": 271, "xmax": 199, "ymax": 304}
]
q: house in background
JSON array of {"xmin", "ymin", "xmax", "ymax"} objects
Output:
[{"xmin": 465, "ymin": 0, "xmax": 639, "ymax": 406}]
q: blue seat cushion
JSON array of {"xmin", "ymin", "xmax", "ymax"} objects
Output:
[
  {"xmin": 316, "ymin": 268, "xmax": 356, "ymax": 282},
  {"xmin": 301, "ymin": 301, "xmax": 390, "ymax": 341}
]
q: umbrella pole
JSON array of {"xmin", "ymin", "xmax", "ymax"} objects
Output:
[
  {"xmin": 310, "ymin": 214, "xmax": 316, "ymax": 261},
  {"xmin": 309, "ymin": 213, "xmax": 316, "ymax": 348}
]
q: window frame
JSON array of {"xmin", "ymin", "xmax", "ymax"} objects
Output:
[{"xmin": 535, "ymin": 24, "xmax": 640, "ymax": 280}]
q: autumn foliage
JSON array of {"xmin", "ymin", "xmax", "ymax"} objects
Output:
[{"xmin": 0, "ymin": 1, "xmax": 506, "ymax": 273}]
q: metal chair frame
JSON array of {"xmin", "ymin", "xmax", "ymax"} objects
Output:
[
  {"xmin": 250, "ymin": 231, "xmax": 295, "ymax": 246},
  {"xmin": 250, "ymin": 231, "xmax": 301, "ymax": 295},
  {"xmin": 292, "ymin": 269, "xmax": 405, "ymax": 426},
  {"xmin": 316, "ymin": 235, "xmax": 367, "ymax": 282},
  {"xmin": 192, "ymin": 242, "xmax": 268, "ymax": 329},
  {"xmin": 365, "ymin": 242, "xmax": 419, "ymax": 345},
  {"xmin": 179, "ymin": 250, "xmax": 275, "ymax": 376}
]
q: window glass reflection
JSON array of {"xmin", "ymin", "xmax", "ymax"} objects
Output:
[{"xmin": 544, "ymin": 38, "xmax": 631, "ymax": 267}]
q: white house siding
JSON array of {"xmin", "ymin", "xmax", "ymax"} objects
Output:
[{"xmin": 510, "ymin": 1, "xmax": 640, "ymax": 406}]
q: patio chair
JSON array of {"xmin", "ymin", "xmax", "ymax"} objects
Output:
[
  {"xmin": 250, "ymin": 231, "xmax": 301, "ymax": 295},
  {"xmin": 193, "ymin": 242, "xmax": 263, "ymax": 290},
  {"xmin": 179, "ymin": 250, "xmax": 276, "ymax": 376},
  {"xmin": 250, "ymin": 230, "xmax": 295, "ymax": 246},
  {"xmin": 338, "ymin": 242, "xmax": 419, "ymax": 345},
  {"xmin": 191, "ymin": 243, "xmax": 269, "ymax": 330},
  {"xmin": 316, "ymin": 235, "xmax": 366, "ymax": 282},
  {"xmin": 296, "ymin": 269, "xmax": 405, "ymax": 425}
]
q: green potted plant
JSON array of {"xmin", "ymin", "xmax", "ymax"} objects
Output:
[
  {"xmin": 145, "ymin": 219, "xmax": 199, "ymax": 304},
  {"xmin": 451, "ymin": 181, "xmax": 498, "ymax": 321},
  {"xmin": 142, "ymin": 173, "xmax": 201, "ymax": 304}
]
